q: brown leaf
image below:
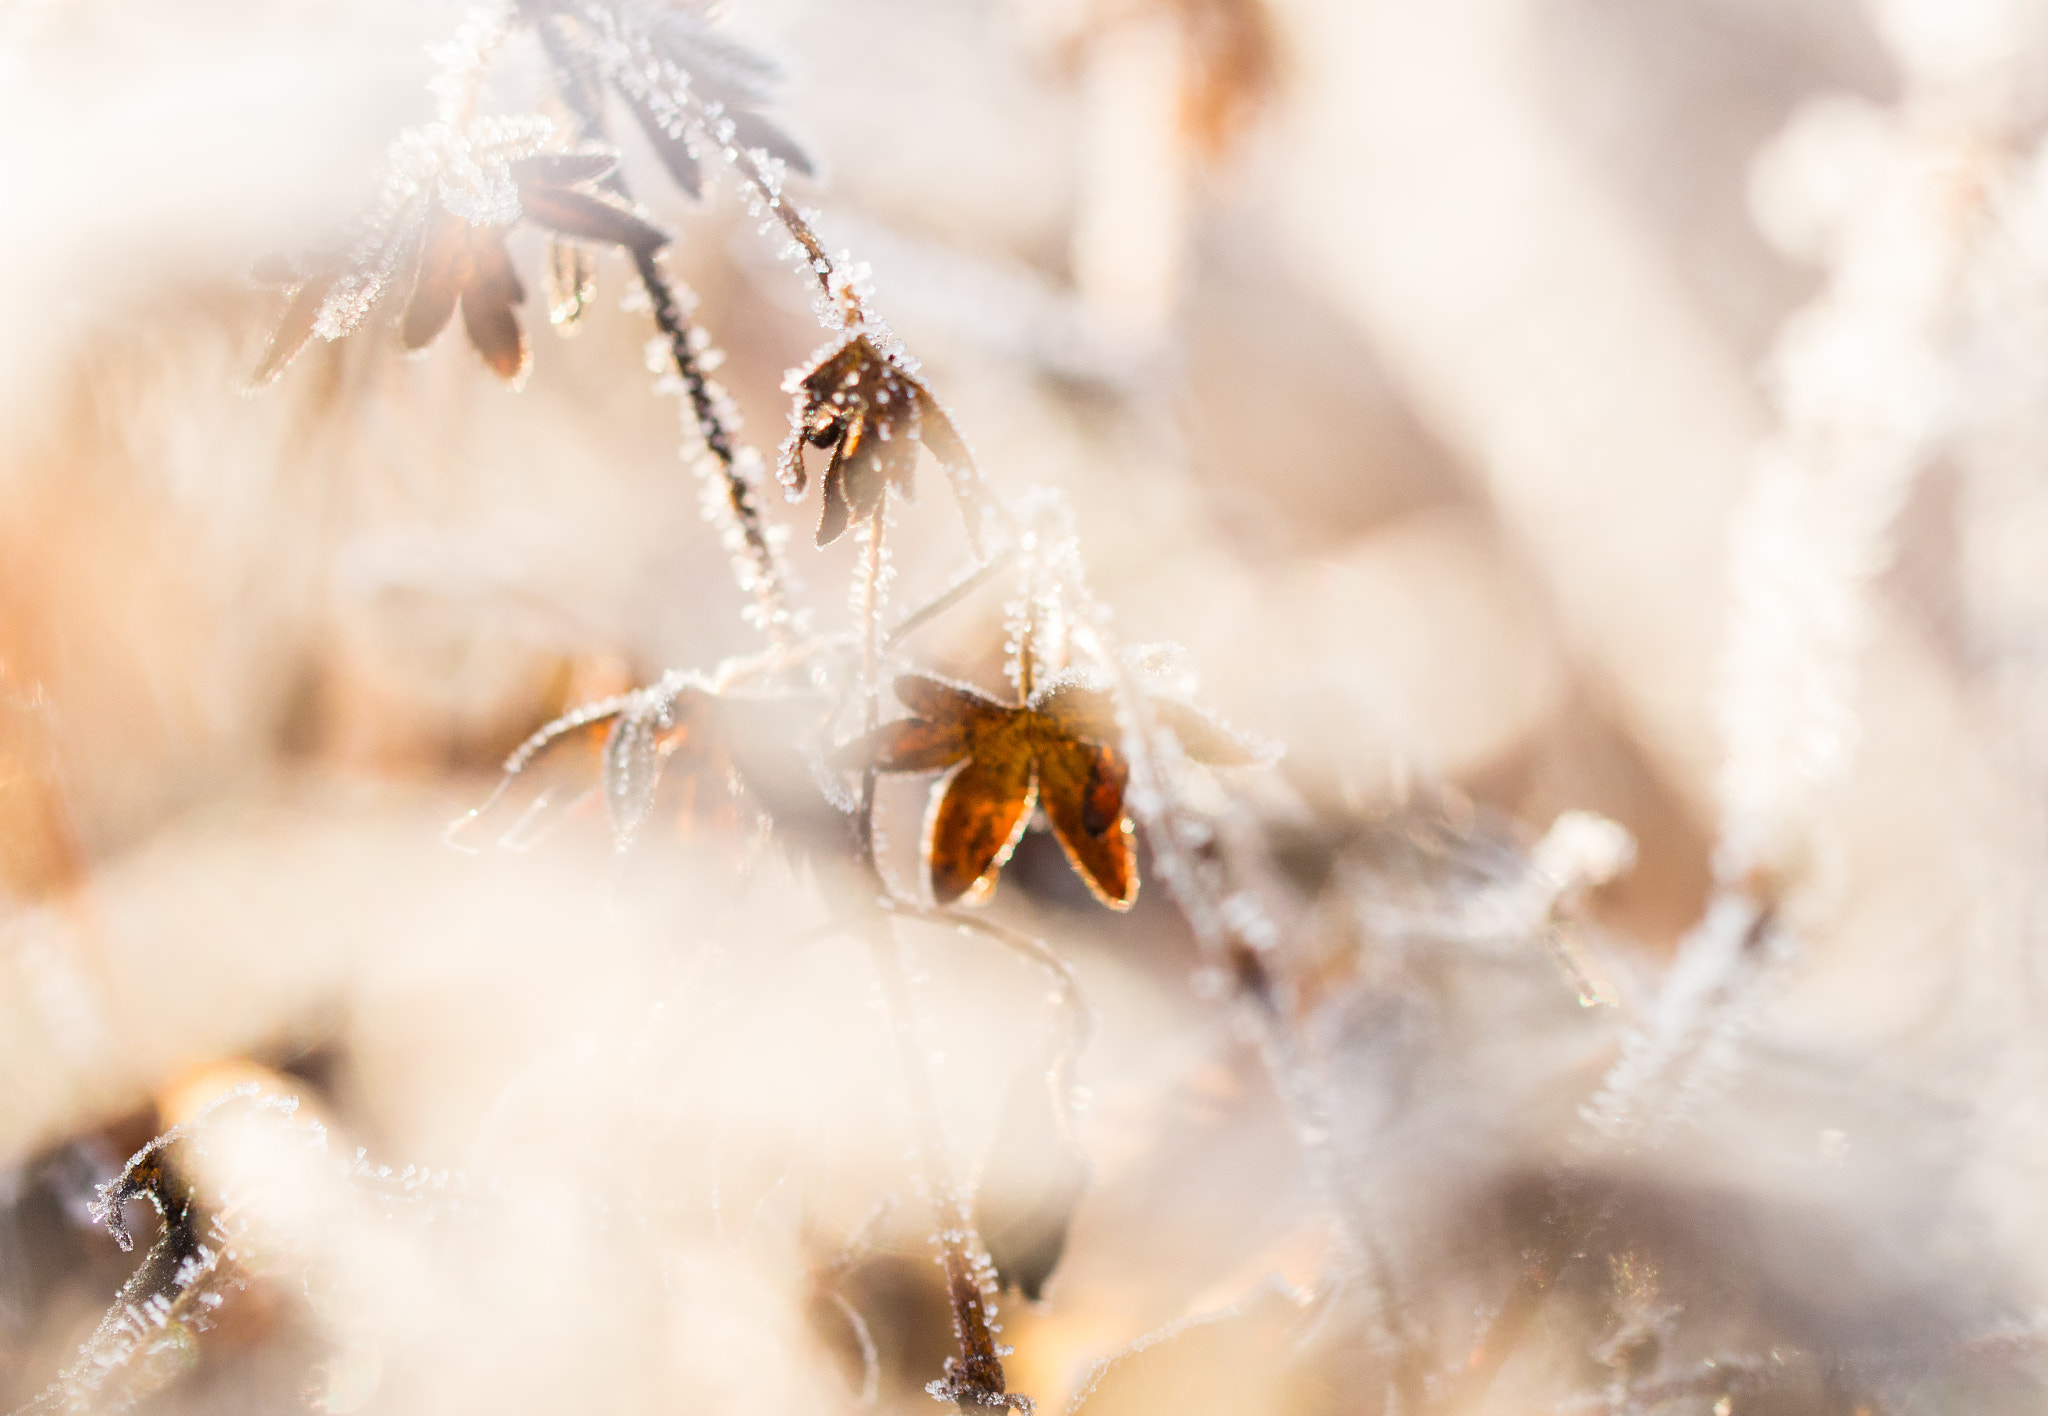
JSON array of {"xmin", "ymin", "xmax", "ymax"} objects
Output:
[
  {"xmin": 895, "ymin": 674, "xmax": 994, "ymax": 722},
  {"xmin": 402, "ymin": 147, "xmax": 672, "ymax": 381}
]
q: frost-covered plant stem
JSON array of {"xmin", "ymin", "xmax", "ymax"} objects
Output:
[
  {"xmin": 862, "ymin": 917, "xmax": 1025, "ymax": 1412},
  {"xmin": 727, "ymin": 143, "xmax": 855, "ymax": 321},
  {"xmin": 631, "ymin": 247, "xmax": 796, "ymax": 649},
  {"xmin": 853, "ymin": 503, "xmax": 890, "ymax": 868},
  {"xmin": 845, "ymin": 499, "xmax": 1020, "ymax": 1409}
]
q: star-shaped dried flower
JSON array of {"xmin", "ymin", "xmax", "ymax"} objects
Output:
[
  {"xmin": 779, "ymin": 335, "xmax": 982, "ymax": 548},
  {"xmin": 841, "ymin": 673, "xmax": 1262, "ymax": 910},
  {"xmin": 402, "ymin": 152, "xmax": 670, "ymax": 383}
]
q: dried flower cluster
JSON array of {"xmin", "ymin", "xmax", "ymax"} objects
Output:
[{"xmin": 10, "ymin": 3, "xmax": 2048, "ymax": 1416}]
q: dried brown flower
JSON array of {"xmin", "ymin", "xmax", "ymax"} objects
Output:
[
  {"xmin": 840, "ymin": 672, "xmax": 1259, "ymax": 909},
  {"xmin": 780, "ymin": 334, "xmax": 981, "ymax": 547},
  {"xmin": 402, "ymin": 153, "xmax": 669, "ymax": 383}
]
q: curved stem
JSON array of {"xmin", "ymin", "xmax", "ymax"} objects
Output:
[
  {"xmin": 726, "ymin": 142, "xmax": 854, "ymax": 319},
  {"xmin": 860, "ymin": 916, "xmax": 1025, "ymax": 1411}
]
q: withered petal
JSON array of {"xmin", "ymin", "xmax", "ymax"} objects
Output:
[
  {"xmin": 1033, "ymin": 682, "xmax": 1120, "ymax": 744},
  {"xmin": 837, "ymin": 716, "xmax": 969, "ymax": 774},
  {"xmin": 459, "ymin": 232, "xmax": 529, "ymax": 381},
  {"xmin": 519, "ymin": 185, "xmax": 670, "ymax": 253},
  {"xmin": 469, "ymin": 229, "xmax": 527, "ymax": 308},
  {"xmin": 913, "ymin": 387, "xmax": 985, "ymax": 549},
  {"xmin": 800, "ymin": 337, "xmax": 868, "ymax": 401},
  {"xmin": 726, "ymin": 107, "xmax": 817, "ymax": 178},
  {"xmin": 926, "ymin": 756, "xmax": 1036, "ymax": 907},
  {"xmin": 892, "ymin": 674, "xmax": 1006, "ymax": 723},
  {"xmin": 621, "ymin": 90, "xmax": 704, "ymax": 198},
  {"xmin": 400, "ymin": 215, "xmax": 467, "ymax": 351},
  {"xmin": 1036, "ymin": 739, "xmax": 1136, "ymax": 909},
  {"xmin": 839, "ymin": 416, "xmax": 891, "ymax": 521},
  {"xmin": 461, "ymin": 290, "xmax": 529, "ymax": 383},
  {"xmin": 975, "ymin": 1050, "xmax": 1088, "ymax": 1301},
  {"xmin": 878, "ymin": 405, "xmax": 921, "ymax": 501},
  {"xmin": 815, "ymin": 442, "xmax": 852, "ymax": 546}
]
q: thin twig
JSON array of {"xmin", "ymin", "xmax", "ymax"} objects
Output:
[
  {"xmin": 724, "ymin": 140, "xmax": 848, "ymax": 315},
  {"xmin": 860, "ymin": 913, "xmax": 1027, "ymax": 1412},
  {"xmin": 883, "ymin": 550, "xmax": 1018, "ymax": 655},
  {"xmin": 631, "ymin": 246, "xmax": 796, "ymax": 650},
  {"xmin": 844, "ymin": 495, "xmax": 1023, "ymax": 1409}
]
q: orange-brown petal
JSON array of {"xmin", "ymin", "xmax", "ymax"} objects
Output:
[
  {"xmin": 1036, "ymin": 739, "xmax": 1136, "ymax": 909},
  {"xmin": 926, "ymin": 755, "xmax": 1036, "ymax": 907},
  {"xmin": 893, "ymin": 674, "xmax": 1006, "ymax": 724}
]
